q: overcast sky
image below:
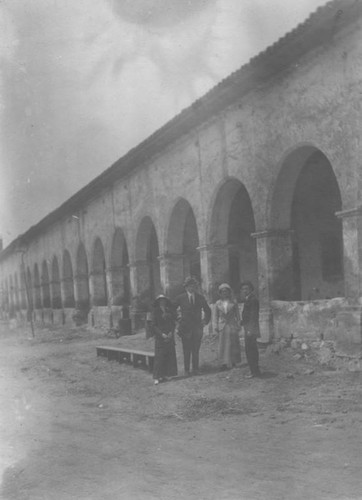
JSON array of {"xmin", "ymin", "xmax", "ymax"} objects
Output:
[{"xmin": 0, "ymin": 0, "xmax": 327, "ymax": 246}]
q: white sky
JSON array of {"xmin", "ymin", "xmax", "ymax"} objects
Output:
[{"xmin": 0, "ymin": 0, "xmax": 327, "ymax": 245}]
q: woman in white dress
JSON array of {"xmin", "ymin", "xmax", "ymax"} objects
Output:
[{"xmin": 215, "ymin": 283, "xmax": 241, "ymax": 370}]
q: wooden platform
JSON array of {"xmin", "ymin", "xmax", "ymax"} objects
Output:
[{"xmin": 96, "ymin": 345, "xmax": 154, "ymax": 372}]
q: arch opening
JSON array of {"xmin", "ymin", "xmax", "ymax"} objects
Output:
[
  {"xmin": 20, "ymin": 263, "xmax": 27, "ymax": 309},
  {"xmin": 271, "ymin": 148, "xmax": 344, "ymax": 300},
  {"xmin": 63, "ymin": 250, "xmax": 75, "ymax": 308},
  {"xmin": 51, "ymin": 257, "xmax": 62, "ymax": 309},
  {"xmin": 41, "ymin": 261, "xmax": 51, "ymax": 308},
  {"xmin": 167, "ymin": 199, "xmax": 200, "ymax": 295},
  {"xmin": 8, "ymin": 276, "xmax": 15, "ymax": 317},
  {"xmin": 110, "ymin": 229, "xmax": 130, "ymax": 306},
  {"xmin": 135, "ymin": 217, "xmax": 161, "ymax": 303},
  {"xmin": 92, "ymin": 238, "xmax": 108, "ymax": 306},
  {"xmin": 4, "ymin": 279, "xmax": 9, "ymax": 315},
  {"xmin": 13, "ymin": 273, "xmax": 20, "ymax": 311},
  {"xmin": 209, "ymin": 179, "xmax": 257, "ymax": 299},
  {"xmin": 76, "ymin": 244, "xmax": 90, "ymax": 310},
  {"xmin": 27, "ymin": 268, "xmax": 33, "ymax": 311},
  {"xmin": 33, "ymin": 264, "xmax": 42, "ymax": 309}
]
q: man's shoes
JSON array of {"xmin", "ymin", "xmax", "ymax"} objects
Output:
[
  {"xmin": 245, "ymin": 374, "xmax": 255, "ymax": 379},
  {"xmin": 246, "ymin": 371, "xmax": 262, "ymax": 379}
]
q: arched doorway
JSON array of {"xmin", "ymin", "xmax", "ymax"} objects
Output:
[
  {"xmin": 20, "ymin": 263, "xmax": 27, "ymax": 310},
  {"xmin": 8, "ymin": 275, "xmax": 14, "ymax": 315},
  {"xmin": 41, "ymin": 261, "xmax": 51, "ymax": 308},
  {"xmin": 91, "ymin": 238, "xmax": 108, "ymax": 306},
  {"xmin": 110, "ymin": 229, "xmax": 130, "ymax": 305},
  {"xmin": 62, "ymin": 250, "xmax": 75, "ymax": 307},
  {"xmin": 166, "ymin": 199, "xmax": 200, "ymax": 295},
  {"xmin": 14, "ymin": 273, "xmax": 20, "ymax": 311},
  {"xmin": 76, "ymin": 243, "xmax": 90, "ymax": 310},
  {"xmin": 33, "ymin": 264, "xmax": 42, "ymax": 308},
  {"xmin": 4, "ymin": 279, "xmax": 9, "ymax": 315},
  {"xmin": 27, "ymin": 268, "xmax": 33, "ymax": 310},
  {"xmin": 135, "ymin": 217, "xmax": 161, "ymax": 303},
  {"xmin": 209, "ymin": 179, "xmax": 257, "ymax": 298},
  {"xmin": 51, "ymin": 257, "xmax": 62, "ymax": 309},
  {"xmin": 271, "ymin": 146, "xmax": 344, "ymax": 300}
]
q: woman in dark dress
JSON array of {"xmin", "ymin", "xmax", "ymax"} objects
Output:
[{"xmin": 152, "ymin": 295, "xmax": 178, "ymax": 385}]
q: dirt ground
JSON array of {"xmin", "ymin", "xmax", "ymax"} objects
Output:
[{"xmin": 0, "ymin": 322, "xmax": 362, "ymax": 500}]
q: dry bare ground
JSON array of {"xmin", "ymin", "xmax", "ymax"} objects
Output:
[{"xmin": 0, "ymin": 322, "xmax": 362, "ymax": 500}]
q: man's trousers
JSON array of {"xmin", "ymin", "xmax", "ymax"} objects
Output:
[
  {"xmin": 244, "ymin": 334, "xmax": 260, "ymax": 376},
  {"xmin": 181, "ymin": 329, "xmax": 203, "ymax": 373}
]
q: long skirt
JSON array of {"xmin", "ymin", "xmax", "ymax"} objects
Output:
[
  {"xmin": 153, "ymin": 338, "xmax": 178, "ymax": 380},
  {"xmin": 218, "ymin": 325, "xmax": 241, "ymax": 368}
]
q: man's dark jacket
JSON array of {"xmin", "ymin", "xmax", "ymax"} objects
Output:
[
  {"xmin": 242, "ymin": 293, "xmax": 260, "ymax": 338},
  {"xmin": 174, "ymin": 292, "xmax": 211, "ymax": 339}
]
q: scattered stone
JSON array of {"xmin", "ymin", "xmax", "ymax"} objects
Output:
[
  {"xmin": 303, "ymin": 369, "xmax": 315, "ymax": 375},
  {"xmin": 291, "ymin": 339, "xmax": 300, "ymax": 349},
  {"xmin": 265, "ymin": 345, "xmax": 274, "ymax": 357},
  {"xmin": 301, "ymin": 343, "xmax": 309, "ymax": 351},
  {"xmin": 293, "ymin": 353, "xmax": 302, "ymax": 361},
  {"xmin": 266, "ymin": 343, "xmax": 282, "ymax": 356},
  {"xmin": 318, "ymin": 346, "xmax": 335, "ymax": 366},
  {"xmin": 348, "ymin": 360, "xmax": 361, "ymax": 372},
  {"xmin": 286, "ymin": 373, "xmax": 294, "ymax": 379}
]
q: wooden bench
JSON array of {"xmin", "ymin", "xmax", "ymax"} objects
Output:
[{"xmin": 96, "ymin": 345, "xmax": 155, "ymax": 372}]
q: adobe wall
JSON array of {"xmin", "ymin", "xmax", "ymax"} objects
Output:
[{"xmin": 1, "ymin": 16, "xmax": 362, "ymax": 342}]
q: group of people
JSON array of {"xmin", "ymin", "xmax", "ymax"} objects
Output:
[{"xmin": 151, "ymin": 276, "xmax": 261, "ymax": 385}]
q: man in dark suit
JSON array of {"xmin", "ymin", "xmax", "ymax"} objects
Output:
[
  {"xmin": 174, "ymin": 276, "xmax": 211, "ymax": 376},
  {"xmin": 240, "ymin": 281, "xmax": 261, "ymax": 378}
]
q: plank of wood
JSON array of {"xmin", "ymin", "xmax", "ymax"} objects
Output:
[{"xmin": 96, "ymin": 346, "xmax": 154, "ymax": 357}]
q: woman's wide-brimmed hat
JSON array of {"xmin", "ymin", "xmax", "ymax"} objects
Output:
[
  {"xmin": 218, "ymin": 283, "xmax": 232, "ymax": 294},
  {"xmin": 153, "ymin": 294, "xmax": 171, "ymax": 307},
  {"xmin": 183, "ymin": 276, "xmax": 198, "ymax": 287}
]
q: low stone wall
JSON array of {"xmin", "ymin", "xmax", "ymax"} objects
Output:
[
  {"xmin": 271, "ymin": 298, "xmax": 347, "ymax": 340},
  {"xmin": 15, "ymin": 310, "xmax": 27, "ymax": 325},
  {"xmin": 52, "ymin": 309, "xmax": 64, "ymax": 325},
  {"xmin": 63, "ymin": 308, "xmax": 76, "ymax": 326},
  {"xmin": 270, "ymin": 297, "xmax": 362, "ymax": 355},
  {"xmin": 42, "ymin": 308, "xmax": 53, "ymax": 326},
  {"xmin": 110, "ymin": 306, "xmax": 123, "ymax": 328},
  {"xmin": 90, "ymin": 306, "xmax": 111, "ymax": 329},
  {"xmin": 34, "ymin": 309, "xmax": 43, "ymax": 325}
]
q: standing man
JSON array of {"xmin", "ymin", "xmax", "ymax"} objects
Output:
[
  {"xmin": 174, "ymin": 276, "xmax": 211, "ymax": 376},
  {"xmin": 240, "ymin": 281, "xmax": 261, "ymax": 378}
]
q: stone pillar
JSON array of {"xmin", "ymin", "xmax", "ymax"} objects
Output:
[
  {"xmin": 251, "ymin": 229, "xmax": 295, "ymax": 342},
  {"xmin": 198, "ymin": 244, "xmax": 229, "ymax": 301},
  {"xmin": 158, "ymin": 253, "xmax": 184, "ymax": 297},
  {"xmin": 73, "ymin": 272, "xmax": 90, "ymax": 308},
  {"xmin": 34, "ymin": 284, "xmax": 42, "ymax": 309},
  {"xmin": 50, "ymin": 279, "xmax": 62, "ymax": 309},
  {"xmin": 335, "ymin": 208, "xmax": 362, "ymax": 346},
  {"xmin": 336, "ymin": 208, "xmax": 362, "ymax": 300},
  {"xmin": 129, "ymin": 260, "xmax": 150, "ymax": 299},
  {"xmin": 105, "ymin": 268, "xmax": 114, "ymax": 306},
  {"xmin": 61, "ymin": 277, "xmax": 75, "ymax": 308},
  {"xmin": 129, "ymin": 260, "xmax": 150, "ymax": 331},
  {"xmin": 89, "ymin": 271, "xmax": 108, "ymax": 306},
  {"xmin": 108, "ymin": 266, "xmax": 124, "ymax": 303}
]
